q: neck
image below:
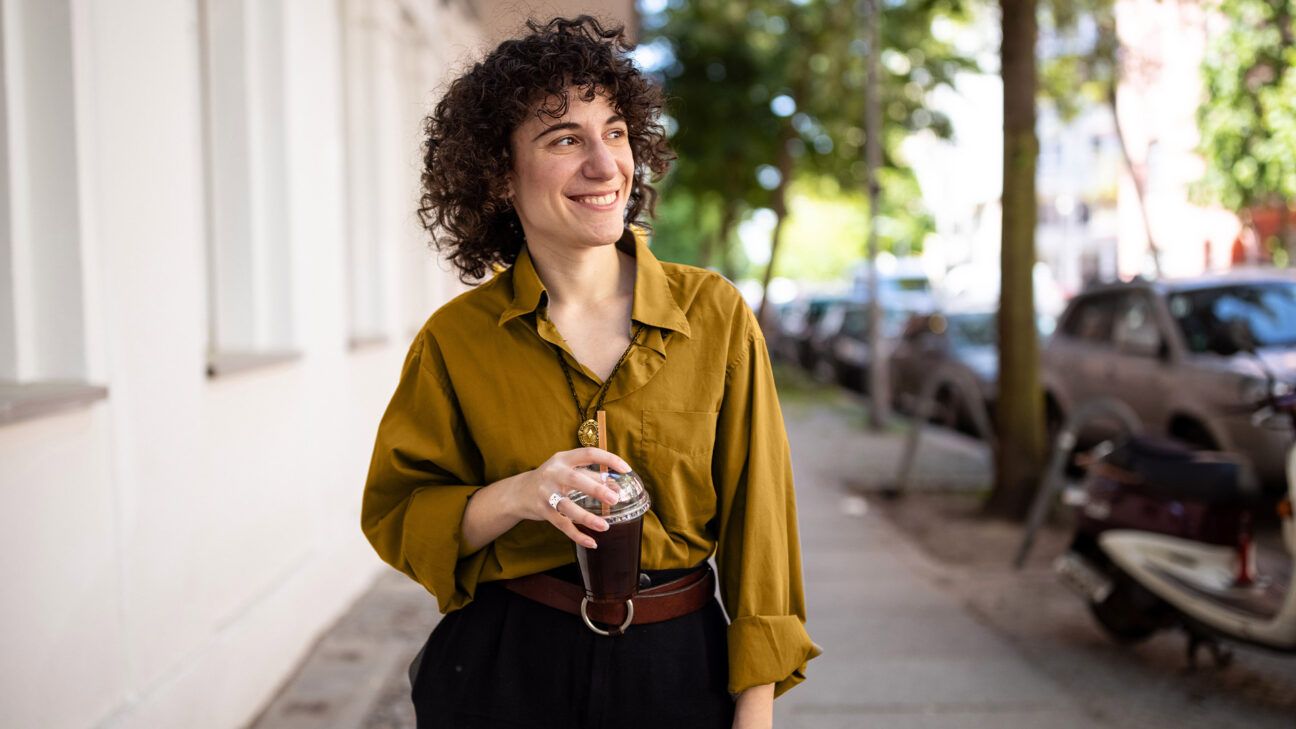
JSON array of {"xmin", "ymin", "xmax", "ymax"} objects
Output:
[{"xmin": 526, "ymin": 236, "xmax": 635, "ymax": 311}]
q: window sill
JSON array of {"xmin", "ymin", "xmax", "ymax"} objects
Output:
[
  {"xmin": 206, "ymin": 350, "xmax": 302, "ymax": 379},
  {"xmin": 0, "ymin": 381, "xmax": 109, "ymax": 427}
]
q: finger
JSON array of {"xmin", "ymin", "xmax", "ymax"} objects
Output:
[
  {"xmin": 560, "ymin": 468, "xmax": 620, "ymax": 505},
  {"xmin": 558, "ymin": 499, "xmax": 610, "ymax": 532},
  {"xmin": 544, "ymin": 507, "xmax": 598, "ymax": 548},
  {"xmin": 562, "ymin": 447, "xmax": 632, "ymax": 474}
]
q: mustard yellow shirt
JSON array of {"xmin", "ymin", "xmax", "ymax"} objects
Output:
[{"xmin": 361, "ymin": 231, "xmax": 820, "ymax": 697}]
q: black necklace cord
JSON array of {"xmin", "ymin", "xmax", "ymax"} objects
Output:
[{"xmin": 555, "ymin": 323, "xmax": 645, "ymax": 421}]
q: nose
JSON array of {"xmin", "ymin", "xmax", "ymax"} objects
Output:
[{"xmin": 582, "ymin": 138, "xmax": 618, "ymax": 181}]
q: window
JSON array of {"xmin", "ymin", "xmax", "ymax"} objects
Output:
[
  {"xmin": 1171, "ymin": 283, "xmax": 1296, "ymax": 353},
  {"xmin": 841, "ymin": 307, "xmax": 867, "ymax": 338},
  {"xmin": 199, "ymin": 0, "xmax": 297, "ymax": 376},
  {"xmin": 1060, "ymin": 293, "xmax": 1120, "ymax": 344},
  {"xmin": 948, "ymin": 313, "xmax": 997, "ymax": 347},
  {"xmin": 0, "ymin": 0, "xmax": 106, "ymax": 423},
  {"xmin": 339, "ymin": 0, "xmax": 456, "ymax": 345},
  {"xmin": 339, "ymin": 0, "xmax": 386, "ymax": 348},
  {"xmin": 393, "ymin": 9, "xmax": 446, "ymax": 335},
  {"xmin": 1112, "ymin": 294, "xmax": 1162, "ymax": 356}
]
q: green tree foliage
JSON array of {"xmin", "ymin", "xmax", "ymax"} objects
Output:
[
  {"xmin": 1037, "ymin": 0, "xmax": 1118, "ymax": 120},
  {"xmin": 1195, "ymin": 0, "xmax": 1296, "ymax": 257},
  {"xmin": 642, "ymin": 0, "xmax": 974, "ymax": 284}
]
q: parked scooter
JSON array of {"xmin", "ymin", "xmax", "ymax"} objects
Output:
[{"xmin": 1055, "ymin": 326, "xmax": 1295, "ymax": 667}]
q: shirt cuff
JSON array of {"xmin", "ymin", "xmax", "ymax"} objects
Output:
[
  {"xmin": 727, "ymin": 614, "xmax": 823, "ymax": 698},
  {"xmin": 403, "ymin": 484, "xmax": 484, "ymax": 613}
]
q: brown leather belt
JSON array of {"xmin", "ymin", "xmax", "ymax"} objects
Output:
[{"xmin": 502, "ymin": 567, "xmax": 715, "ymax": 637}]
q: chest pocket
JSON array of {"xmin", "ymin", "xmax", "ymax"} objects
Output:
[
  {"xmin": 638, "ymin": 409, "xmax": 719, "ymax": 543},
  {"xmin": 641, "ymin": 409, "xmax": 718, "ymax": 458}
]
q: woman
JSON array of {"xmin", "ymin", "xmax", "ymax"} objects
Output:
[{"xmin": 362, "ymin": 16, "xmax": 818, "ymax": 729}]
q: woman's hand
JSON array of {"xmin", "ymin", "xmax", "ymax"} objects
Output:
[
  {"xmin": 459, "ymin": 447, "xmax": 632, "ymax": 556},
  {"xmin": 514, "ymin": 447, "xmax": 632, "ymax": 548}
]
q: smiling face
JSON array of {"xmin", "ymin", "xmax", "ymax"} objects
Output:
[{"xmin": 507, "ymin": 90, "xmax": 635, "ymax": 253}]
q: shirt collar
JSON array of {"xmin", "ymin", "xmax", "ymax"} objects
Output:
[
  {"xmin": 497, "ymin": 229, "xmax": 692, "ymax": 341},
  {"xmin": 497, "ymin": 245, "xmax": 546, "ymax": 326}
]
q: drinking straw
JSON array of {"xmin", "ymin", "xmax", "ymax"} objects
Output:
[{"xmin": 596, "ymin": 409, "xmax": 610, "ymax": 517}]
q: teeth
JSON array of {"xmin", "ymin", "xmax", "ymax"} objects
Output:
[{"xmin": 573, "ymin": 193, "xmax": 616, "ymax": 206}]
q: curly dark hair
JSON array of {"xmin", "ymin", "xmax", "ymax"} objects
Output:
[{"xmin": 417, "ymin": 15, "xmax": 675, "ymax": 282}]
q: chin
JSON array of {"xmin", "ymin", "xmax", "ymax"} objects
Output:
[{"xmin": 582, "ymin": 219, "xmax": 628, "ymax": 246}]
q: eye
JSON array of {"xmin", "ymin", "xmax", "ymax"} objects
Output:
[
  {"xmin": 607, "ymin": 127, "xmax": 628, "ymax": 140},
  {"xmin": 553, "ymin": 135, "xmax": 578, "ymax": 147}
]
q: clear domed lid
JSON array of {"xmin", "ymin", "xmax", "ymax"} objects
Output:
[{"xmin": 566, "ymin": 467, "xmax": 652, "ymax": 524}]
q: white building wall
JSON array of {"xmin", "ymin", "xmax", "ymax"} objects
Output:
[
  {"xmin": 0, "ymin": 1, "xmax": 482, "ymax": 728},
  {"xmin": 1114, "ymin": 0, "xmax": 1241, "ymax": 278}
]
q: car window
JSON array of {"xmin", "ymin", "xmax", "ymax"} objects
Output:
[
  {"xmin": 841, "ymin": 308, "xmax": 867, "ymax": 337},
  {"xmin": 1170, "ymin": 282, "xmax": 1296, "ymax": 352},
  {"xmin": 1060, "ymin": 294, "xmax": 1120, "ymax": 344},
  {"xmin": 1112, "ymin": 294, "xmax": 1162, "ymax": 355},
  {"xmin": 779, "ymin": 302, "xmax": 808, "ymax": 336},
  {"xmin": 815, "ymin": 305, "xmax": 846, "ymax": 337},
  {"xmin": 806, "ymin": 299, "xmax": 836, "ymax": 327},
  {"xmin": 947, "ymin": 314, "xmax": 996, "ymax": 347}
]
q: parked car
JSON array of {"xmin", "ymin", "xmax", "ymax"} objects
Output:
[
  {"xmin": 1041, "ymin": 271, "xmax": 1296, "ymax": 495},
  {"xmin": 820, "ymin": 301, "xmax": 917, "ymax": 392},
  {"xmin": 889, "ymin": 310, "xmax": 998, "ymax": 431},
  {"xmin": 769, "ymin": 294, "xmax": 847, "ymax": 370}
]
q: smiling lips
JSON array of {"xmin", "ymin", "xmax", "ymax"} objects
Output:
[{"xmin": 569, "ymin": 190, "xmax": 619, "ymax": 208}]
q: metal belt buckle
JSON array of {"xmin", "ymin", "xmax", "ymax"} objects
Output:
[{"xmin": 580, "ymin": 597, "xmax": 635, "ymax": 636}]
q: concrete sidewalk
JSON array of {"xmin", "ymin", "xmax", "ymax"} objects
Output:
[
  {"xmin": 252, "ymin": 388, "xmax": 1104, "ymax": 728},
  {"xmin": 771, "ymin": 401, "xmax": 1102, "ymax": 728}
]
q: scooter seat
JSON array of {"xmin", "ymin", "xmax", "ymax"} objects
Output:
[{"xmin": 1105, "ymin": 436, "xmax": 1252, "ymax": 506}]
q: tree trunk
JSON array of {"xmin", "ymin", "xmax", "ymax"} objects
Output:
[
  {"xmin": 1106, "ymin": 84, "xmax": 1164, "ymax": 278},
  {"xmin": 755, "ymin": 122, "xmax": 797, "ymax": 326},
  {"xmin": 863, "ymin": 0, "xmax": 889, "ymax": 429},
  {"xmin": 986, "ymin": 0, "xmax": 1046, "ymax": 520},
  {"xmin": 714, "ymin": 201, "xmax": 738, "ymax": 277},
  {"xmin": 698, "ymin": 216, "xmax": 718, "ymax": 271}
]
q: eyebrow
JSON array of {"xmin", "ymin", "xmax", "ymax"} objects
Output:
[{"xmin": 531, "ymin": 114, "xmax": 626, "ymax": 142}]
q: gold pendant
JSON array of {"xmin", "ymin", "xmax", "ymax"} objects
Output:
[{"xmin": 577, "ymin": 418, "xmax": 600, "ymax": 448}]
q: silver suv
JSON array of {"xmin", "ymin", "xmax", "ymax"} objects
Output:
[{"xmin": 1041, "ymin": 271, "xmax": 1296, "ymax": 493}]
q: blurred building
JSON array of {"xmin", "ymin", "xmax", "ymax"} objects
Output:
[
  {"xmin": 909, "ymin": 0, "xmax": 1248, "ymax": 307},
  {"xmin": 1035, "ymin": 104, "xmax": 1123, "ymax": 296},
  {"xmin": 0, "ymin": 1, "xmax": 631, "ymax": 728},
  {"xmin": 1113, "ymin": 0, "xmax": 1242, "ymax": 278},
  {"xmin": 1038, "ymin": 0, "xmax": 1245, "ymax": 287}
]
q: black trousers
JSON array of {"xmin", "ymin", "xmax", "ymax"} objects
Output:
[{"xmin": 409, "ymin": 564, "xmax": 734, "ymax": 729}]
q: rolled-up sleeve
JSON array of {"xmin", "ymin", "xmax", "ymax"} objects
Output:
[
  {"xmin": 361, "ymin": 332, "xmax": 489, "ymax": 614},
  {"xmin": 712, "ymin": 310, "xmax": 821, "ymax": 698}
]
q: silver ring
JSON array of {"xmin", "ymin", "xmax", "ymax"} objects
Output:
[{"xmin": 548, "ymin": 492, "xmax": 566, "ymax": 511}]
